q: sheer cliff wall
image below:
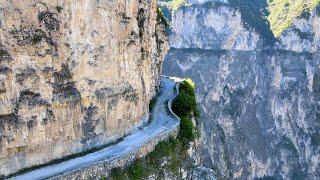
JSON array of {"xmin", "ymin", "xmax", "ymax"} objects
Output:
[
  {"xmin": 0, "ymin": 0, "xmax": 168, "ymax": 176},
  {"xmin": 163, "ymin": 1, "xmax": 320, "ymax": 179}
]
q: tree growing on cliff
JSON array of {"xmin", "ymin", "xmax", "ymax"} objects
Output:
[
  {"xmin": 109, "ymin": 78, "xmax": 199, "ymax": 179},
  {"xmin": 172, "ymin": 79, "xmax": 199, "ymax": 118}
]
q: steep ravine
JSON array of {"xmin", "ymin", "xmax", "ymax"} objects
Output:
[
  {"xmin": 0, "ymin": 0, "xmax": 168, "ymax": 177},
  {"xmin": 162, "ymin": 0, "xmax": 320, "ymax": 179}
]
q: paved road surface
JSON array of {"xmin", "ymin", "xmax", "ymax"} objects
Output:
[{"xmin": 10, "ymin": 78, "xmax": 180, "ymax": 180}]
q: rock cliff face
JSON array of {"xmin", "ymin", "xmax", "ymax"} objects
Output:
[
  {"xmin": 163, "ymin": 1, "xmax": 320, "ymax": 179},
  {"xmin": 169, "ymin": 2, "xmax": 263, "ymax": 50},
  {"xmin": 0, "ymin": 0, "xmax": 168, "ymax": 176},
  {"xmin": 278, "ymin": 8, "xmax": 320, "ymax": 53}
]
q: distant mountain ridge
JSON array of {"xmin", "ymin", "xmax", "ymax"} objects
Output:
[{"xmin": 159, "ymin": 0, "xmax": 320, "ymax": 44}]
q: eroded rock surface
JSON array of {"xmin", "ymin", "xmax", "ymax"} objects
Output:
[
  {"xmin": 0, "ymin": 0, "xmax": 168, "ymax": 176},
  {"xmin": 169, "ymin": 2, "xmax": 263, "ymax": 51},
  {"xmin": 163, "ymin": 0, "xmax": 320, "ymax": 179},
  {"xmin": 278, "ymin": 8, "xmax": 320, "ymax": 53}
]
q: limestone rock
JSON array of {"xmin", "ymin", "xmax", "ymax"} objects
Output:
[
  {"xmin": 163, "ymin": 2, "xmax": 320, "ymax": 179},
  {"xmin": 278, "ymin": 8, "xmax": 320, "ymax": 53},
  {"xmin": 169, "ymin": 2, "xmax": 263, "ymax": 51},
  {"xmin": 0, "ymin": 0, "xmax": 168, "ymax": 176}
]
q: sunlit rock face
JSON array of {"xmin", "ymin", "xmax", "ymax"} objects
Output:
[
  {"xmin": 170, "ymin": 3, "xmax": 263, "ymax": 51},
  {"xmin": 163, "ymin": 1, "xmax": 320, "ymax": 179},
  {"xmin": 278, "ymin": 8, "xmax": 320, "ymax": 53},
  {"xmin": 164, "ymin": 50, "xmax": 320, "ymax": 179},
  {"xmin": 0, "ymin": 0, "xmax": 168, "ymax": 176}
]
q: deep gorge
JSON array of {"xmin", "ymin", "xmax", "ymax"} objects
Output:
[
  {"xmin": 162, "ymin": 0, "xmax": 320, "ymax": 179},
  {"xmin": 1, "ymin": 0, "xmax": 320, "ymax": 179}
]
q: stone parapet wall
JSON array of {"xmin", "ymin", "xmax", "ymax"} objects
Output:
[{"xmin": 52, "ymin": 123, "xmax": 179, "ymax": 179}]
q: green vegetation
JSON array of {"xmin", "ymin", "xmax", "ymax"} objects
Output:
[
  {"xmin": 172, "ymin": 79, "xmax": 199, "ymax": 118},
  {"xmin": 267, "ymin": 0, "xmax": 320, "ymax": 37},
  {"xmin": 172, "ymin": 92, "xmax": 196, "ymax": 117},
  {"xmin": 109, "ymin": 168, "xmax": 125, "ymax": 180},
  {"xmin": 157, "ymin": 7, "xmax": 169, "ymax": 27},
  {"xmin": 109, "ymin": 136, "xmax": 182, "ymax": 179},
  {"xmin": 109, "ymin": 79, "xmax": 198, "ymax": 179},
  {"xmin": 178, "ymin": 117, "xmax": 195, "ymax": 148},
  {"xmin": 128, "ymin": 159, "xmax": 145, "ymax": 179},
  {"xmin": 172, "ymin": 79, "xmax": 199, "ymax": 149}
]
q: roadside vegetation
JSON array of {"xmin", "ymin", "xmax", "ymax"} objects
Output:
[
  {"xmin": 109, "ymin": 79, "xmax": 199, "ymax": 180},
  {"xmin": 172, "ymin": 79, "xmax": 199, "ymax": 119},
  {"xmin": 267, "ymin": 0, "xmax": 320, "ymax": 37}
]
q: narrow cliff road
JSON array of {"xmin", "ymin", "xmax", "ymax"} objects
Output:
[{"xmin": 10, "ymin": 78, "xmax": 180, "ymax": 180}]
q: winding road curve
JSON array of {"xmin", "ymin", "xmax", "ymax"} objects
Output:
[{"xmin": 10, "ymin": 77, "xmax": 181, "ymax": 180}]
